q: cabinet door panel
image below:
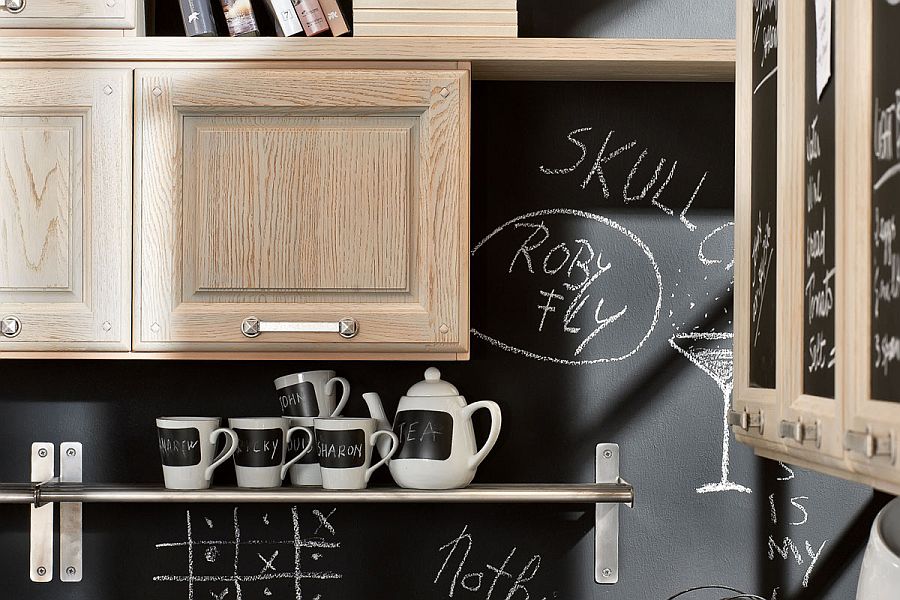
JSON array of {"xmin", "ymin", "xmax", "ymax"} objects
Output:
[
  {"xmin": 0, "ymin": 69, "xmax": 131, "ymax": 351},
  {"xmin": 135, "ymin": 67, "xmax": 468, "ymax": 354},
  {"xmin": 0, "ymin": 0, "xmax": 133, "ymax": 29}
]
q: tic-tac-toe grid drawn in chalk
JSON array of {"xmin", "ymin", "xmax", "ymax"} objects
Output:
[{"xmin": 154, "ymin": 506, "xmax": 343, "ymax": 600}]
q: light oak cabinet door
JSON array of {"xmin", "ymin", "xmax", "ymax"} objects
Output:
[
  {"xmin": 0, "ymin": 0, "xmax": 134, "ymax": 30},
  {"xmin": 135, "ymin": 67, "xmax": 469, "ymax": 355},
  {"xmin": 0, "ymin": 68, "xmax": 132, "ymax": 351}
]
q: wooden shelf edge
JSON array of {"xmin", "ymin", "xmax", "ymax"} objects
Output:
[
  {"xmin": 0, "ymin": 351, "xmax": 467, "ymax": 361},
  {"xmin": 0, "ymin": 37, "xmax": 735, "ymax": 81}
]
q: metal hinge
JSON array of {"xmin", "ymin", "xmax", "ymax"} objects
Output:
[
  {"xmin": 727, "ymin": 408, "xmax": 764, "ymax": 434},
  {"xmin": 30, "ymin": 442, "xmax": 82, "ymax": 583},
  {"xmin": 0, "ymin": 0, "xmax": 26, "ymax": 13},
  {"xmin": 845, "ymin": 429, "xmax": 893, "ymax": 460},
  {"xmin": 778, "ymin": 420, "xmax": 820, "ymax": 447}
]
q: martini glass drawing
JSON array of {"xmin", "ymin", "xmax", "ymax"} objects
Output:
[{"xmin": 669, "ymin": 331, "xmax": 751, "ymax": 494}]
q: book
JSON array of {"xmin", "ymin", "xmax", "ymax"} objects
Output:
[
  {"xmin": 353, "ymin": 9, "xmax": 517, "ymax": 25},
  {"xmin": 265, "ymin": 0, "xmax": 304, "ymax": 36},
  {"xmin": 318, "ymin": 0, "xmax": 350, "ymax": 36}
]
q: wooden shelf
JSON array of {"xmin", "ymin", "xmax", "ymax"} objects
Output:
[{"xmin": 0, "ymin": 37, "xmax": 735, "ymax": 81}]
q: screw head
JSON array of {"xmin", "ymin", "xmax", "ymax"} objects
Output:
[
  {"xmin": 150, "ymin": 322, "xmax": 161, "ymax": 333},
  {"xmin": 440, "ymin": 87, "xmax": 450, "ymax": 98},
  {"xmin": 603, "ymin": 449, "xmax": 613, "ymax": 459},
  {"xmin": 102, "ymin": 320, "xmax": 112, "ymax": 332},
  {"xmin": 37, "ymin": 448, "xmax": 48, "ymax": 458},
  {"xmin": 103, "ymin": 85, "xmax": 113, "ymax": 96},
  {"xmin": 1, "ymin": 315, "xmax": 21, "ymax": 338},
  {"xmin": 601, "ymin": 568, "xmax": 612, "ymax": 578},
  {"xmin": 439, "ymin": 323, "xmax": 450, "ymax": 334},
  {"xmin": 66, "ymin": 447, "xmax": 76, "ymax": 457},
  {"xmin": 65, "ymin": 566, "xmax": 76, "ymax": 576},
  {"xmin": 36, "ymin": 566, "xmax": 46, "ymax": 576},
  {"xmin": 152, "ymin": 87, "xmax": 163, "ymax": 97}
]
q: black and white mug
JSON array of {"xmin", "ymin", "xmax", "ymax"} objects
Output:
[
  {"xmin": 275, "ymin": 370, "xmax": 350, "ymax": 418},
  {"xmin": 313, "ymin": 417, "xmax": 399, "ymax": 490},
  {"xmin": 286, "ymin": 416, "xmax": 321, "ymax": 486},
  {"xmin": 229, "ymin": 417, "xmax": 313, "ymax": 488},
  {"xmin": 157, "ymin": 417, "xmax": 238, "ymax": 490}
]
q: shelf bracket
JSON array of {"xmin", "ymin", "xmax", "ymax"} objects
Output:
[
  {"xmin": 596, "ymin": 443, "xmax": 629, "ymax": 584},
  {"xmin": 29, "ymin": 442, "xmax": 82, "ymax": 583}
]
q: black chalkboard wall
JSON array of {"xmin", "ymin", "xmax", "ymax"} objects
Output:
[
  {"xmin": 871, "ymin": 0, "xmax": 900, "ymax": 402},
  {"xmin": 749, "ymin": 0, "xmax": 778, "ymax": 389},
  {"xmin": 0, "ymin": 82, "xmax": 885, "ymax": 600},
  {"xmin": 803, "ymin": 0, "xmax": 836, "ymax": 398}
]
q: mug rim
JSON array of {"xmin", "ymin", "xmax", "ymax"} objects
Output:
[
  {"xmin": 274, "ymin": 370, "xmax": 337, "ymax": 389},
  {"xmin": 229, "ymin": 417, "xmax": 287, "ymax": 428},
  {"xmin": 157, "ymin": 416, "xmax": 221, "ymax": 423}
]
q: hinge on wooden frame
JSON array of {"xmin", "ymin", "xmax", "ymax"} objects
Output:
[
  {"xmin": 727, "ymin": 408, "xmax": 764, "ymax": 434},
  {"xmin": 845, "ymin": 429, "xmax": 894, "ymax": 462},
  {"xmin": 30, "ymin": 442, "xmax": 82, "ymax": 583}
]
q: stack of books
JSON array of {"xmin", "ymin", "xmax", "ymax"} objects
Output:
[{"xmin": 352, "ymin": 0, "xmax": 517, "ymax": 37}]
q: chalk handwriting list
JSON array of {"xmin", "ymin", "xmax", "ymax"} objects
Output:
[
  {"xmin": 753, "ymin": 0, "xmax": 778, "ymax": 93},
  {"xmin": 434, "ymin": 525, "xmax": 556, "ymax": 600}
]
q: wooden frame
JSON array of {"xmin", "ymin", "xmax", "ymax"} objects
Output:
[
  {"xmin": 733, "ymin": 0, "xmax": 782, "ymax": 451},
  {"xmin": 0, "ymin": 0, "xmax": 136, "ymax": 31}
]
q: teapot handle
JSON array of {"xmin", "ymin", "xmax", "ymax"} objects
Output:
[{"xmin": 462, "ymin": 401, "xmax": 502, "ymax": 471}]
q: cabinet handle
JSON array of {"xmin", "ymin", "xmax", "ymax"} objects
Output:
[
  {"xmin": 727, "ymin": 409, "xmax": 763, "ymax": 433},
  {"xmin": 845, "ymin": 430, "xmax": 893, "ymax": 460},
  {"xmin": 240, "ymin": 316, "xmax": 359, "ymax": 339},
  {"xmin": 0, "ymin": 0, "xmax": 26, "ymax": 13},
  {"xmin": 778, "ymin": 420, "xmax": 819, "ymax": 446}
]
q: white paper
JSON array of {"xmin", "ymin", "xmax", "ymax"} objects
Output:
[{"xmin": 815, "ymin": 0, "xmax": 832, "ymax": 100}]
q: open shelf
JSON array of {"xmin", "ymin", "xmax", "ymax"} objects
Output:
[
  {"xmin": 0, "ymin": 482, "xmax": 634, "ymax": 505},
  {"xmin": 0, "ymin": 37, "xmax": 735, "ymax": 81}
]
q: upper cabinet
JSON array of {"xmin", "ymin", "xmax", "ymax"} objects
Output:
[
  {"xmin": 0, "ymin": 68, "xmax": 132, "ymax": 352},
  {"xmin": 0, "ymin": 0, "xmax": 136, "ymax": 31},
  {"xmin": 734, "ymin": 0, "xmax": 900, "ymax": 494},
  {"xmin": 133, "ymin": 66, "xmax": 470, "ymax": 356}
]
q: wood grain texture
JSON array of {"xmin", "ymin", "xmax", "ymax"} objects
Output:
[
  {"xmin": 733, "ymin": 0, "xmax": 781, "ymax": 447},
  {"xmin": 352, "ymin": 10, "xmax": 517, "ymax": 25},
  {"xmin": 134, "ymin": 66, "xmax": 467, "ymax": 353},
  {"xmin": 0, "ymin": 38, "xmax": 736, "ymax": 82},
  {"xmin": 0, "ymin": 117, "xmax": 76, "ymax": 292},
  {"xmin": 353, "ymin": 24, "xmax": 518, "ymax": 37},
  {"xmin": 183, "ymin": 116, "xmax": 410, "ymax": 295},
  {"xmin": 0, "ymin": 0, "xmax": 134, "ymax": 29},
  {"xmin": 0, "ymin": 68, "xmax": 131, "ymax": 351},
  {"xmin": 353, "ymin": 0, "xmax": 517, "ymax": 8}
]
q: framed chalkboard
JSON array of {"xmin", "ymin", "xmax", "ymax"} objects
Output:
[
  {"xmin": 870, "ymin": 0, "xmax": 900, "ymax": 402},
  {"xmin": 748, "ymin": 0, "xmax": 779, "ymax": 390},
  {"xmin": 803, "ymin": 0, "xmax": 836, "ymax": 398}
]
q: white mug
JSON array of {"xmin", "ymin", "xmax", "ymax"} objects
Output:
[
  {"xmin": 858, "ymin": 497, "xmax": 900, "ymax": 599},
  {"xmin": 229, "ymin": 417, "xmax": 313, "ymax": 488},
  {"xmin": 286, "ymin": 416, "xmax": 322, "ymax": 486},
  {"xmin": 275, "ymin": 370, "xmax": 350, "ymax": 418},
  {"xmin": 313, "ymin": 417, "xmax": 399, "ymax": 490},
  {"xmin": 157, "ymin": 417, "xmax": 238, "ymax": 490}
]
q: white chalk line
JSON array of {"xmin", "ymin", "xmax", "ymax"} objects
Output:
[
  {"xmin": 874, "ymin": 162, "xmax": 900, "ymax": 191},
  {"xmin": 472, "ymin": 208, "xmax": 662, "ymax": 365},
  {"xmin": 153, "ymin": 573, "xmax": 342, "ymax": 583},
  {"xmin": 753, "ymin": 67, "xmax": 778, "ymax": 95},
  {"xmin": 157, "ymin": 540, "xmax": 339, "ymax": 549}
]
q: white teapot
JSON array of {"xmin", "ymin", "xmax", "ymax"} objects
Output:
[{"xmin": 363, "ymin": 368, "xmax": 502, "ymax": 490}]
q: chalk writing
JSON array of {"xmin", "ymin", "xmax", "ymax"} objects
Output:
[
  {"xmin": 434, "ymin": 526, "xmax": 556, "ymax": 600},
  {"xmin": 154, "ymin": 507, "xmax": 343, "ymax": 600},
  {"xmin": 767, "ymin": 470, "xmax": 829, "ymax": 589},
  {"xmin": 751, "ymin": 211, "xmax": 774, "ymax": 347},
  {"xmin": 472, "ymin": 209, "xmax": 661, "ymax": 365}
]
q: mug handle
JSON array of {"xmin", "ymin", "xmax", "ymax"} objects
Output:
[
  {"xmin": 325, "ymin": 377, "xmax": 351, "ymax": 417},
  {"xmin": 461, "ymin": 401, "xmax": 502, "ymax": 471},
  {"xmin": 281, "ymin": 427, "xmax": 314, "ymax": 481},
  {"xmin": 204, "ymin": 428, "xmax": 239, "ymax": 482},
  {"xmin": 365, "ymin": 430, "xmax": 399, "ymax": 483}
]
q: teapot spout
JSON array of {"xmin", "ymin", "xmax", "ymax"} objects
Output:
[{"xmin": 362, "ymin": 392, "xmax": 394, "ymax": 458}]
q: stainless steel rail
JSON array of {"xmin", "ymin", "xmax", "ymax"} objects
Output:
[{"xmin": 0, "ymin": 482, "xmax": 633, "ymax": 505}]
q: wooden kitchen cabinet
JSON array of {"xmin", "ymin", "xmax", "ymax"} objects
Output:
[
  {"xmin": 134, "ymin": 66, "xmax": 470, "ymax": 356},
  {"xmin": 0, "ymin": 0, "xmax": 136, "ymax": 31},
  {"xmin": 0, "ymin": 68, "xmax": 132, "ymax": 352}
]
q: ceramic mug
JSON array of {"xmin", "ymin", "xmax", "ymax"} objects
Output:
[
  {"xmin": 157, "ymin": 417, "xmax": 238, "ymax": 490},
  {"xmin": 275, "ymin": 370, "xmax": 350, "ymax": 418},
  {"xmin": 286, "ymin": 416, "xmax": 322, "ymax": 486},
  {"xmin": 313, "ymin": 417, "xmax": 399, "ymax": 490},
  {"xmin": 229, "ymin": 417, "xmax": 313, "ymax": 488},
  {"xmin": 857, "ymin": 496, "xmax": 900, "ymax": 599}
]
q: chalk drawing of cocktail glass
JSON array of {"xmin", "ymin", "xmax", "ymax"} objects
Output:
[{"xmin": 669, "ymin": 331, "xmax": 751, "ymax": 494}]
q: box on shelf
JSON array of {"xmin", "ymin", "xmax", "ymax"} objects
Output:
[{"xmin": 351, "ymin": 0, "xmax": 517, "ymax": 37}]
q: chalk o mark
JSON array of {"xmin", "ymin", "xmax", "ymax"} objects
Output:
[
  {"xmin": 204, "ymin": 546, "xmax": 219, "ymax": 563},
  {"xmin": 699, "ymin": 221, "xmax": 735, "ymax": 271},
  {"xmin": 471, "ymin": 208, "xmax": 662, "ymax": 365}
]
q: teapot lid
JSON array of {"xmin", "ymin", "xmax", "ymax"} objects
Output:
[{"xmin": 406, "ymin": 367, "xmax": 459, "ymax": 397}]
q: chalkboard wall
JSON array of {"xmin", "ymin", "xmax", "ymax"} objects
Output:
[{"xmin": 0, "ymin": 81, "xmax": 883, "ymax": 600}]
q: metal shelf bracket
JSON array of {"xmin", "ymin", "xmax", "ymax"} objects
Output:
[
  {"xmin": 596, "ymin": 443, "xmax": 629, "ymax": 584},
  {"xmin": 30, "ymin": 442, "xmax": 82, "ymax": 583}
]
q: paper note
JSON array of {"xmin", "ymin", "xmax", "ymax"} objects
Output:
[{"xmin": 815, "ymin": 0, "xmax": 832, "ymax": 100}]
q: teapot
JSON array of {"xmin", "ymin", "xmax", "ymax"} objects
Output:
[{"xmin": 362, "ymin": 368, "xmax": 502, "ymax": 490}]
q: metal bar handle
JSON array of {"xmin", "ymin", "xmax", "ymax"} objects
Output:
[
  {"xmin": 0, "ymin": 0, "xmax": 26, "ymax": 13},
  {"xmin": 241, "ymin": 316, "xmax": 359, "ymax": 339}
]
